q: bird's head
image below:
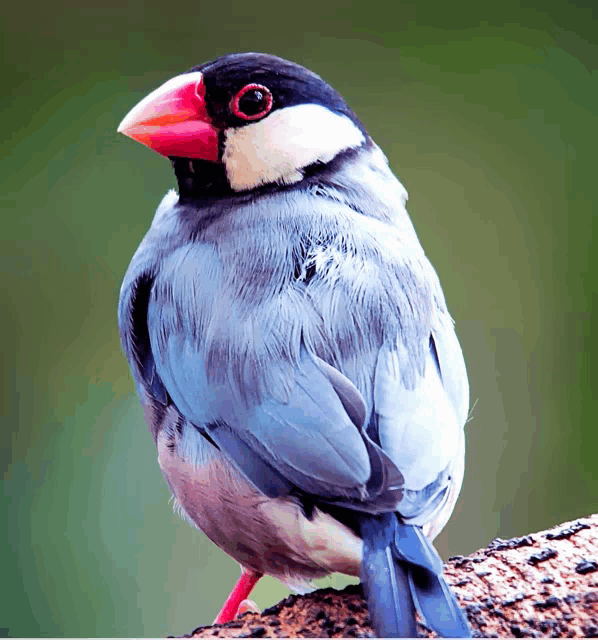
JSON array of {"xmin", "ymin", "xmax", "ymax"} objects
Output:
[{"xmin": 118, "ymin": 53, "xmax": 369, "ymax": 193}]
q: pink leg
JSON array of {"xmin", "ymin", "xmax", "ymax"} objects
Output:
[{"xmin": 213, "ymin": 568, "xmax": 263, "ymax": 624}]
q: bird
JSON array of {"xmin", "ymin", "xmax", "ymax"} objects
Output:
[{"xmin": 117, "ymin": 52, "xmax": 472, "ymax": 638}]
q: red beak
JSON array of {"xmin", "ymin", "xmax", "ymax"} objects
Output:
[{"xmin": 118, "ymin": 72, "xmax": 220, "ymax": 162}]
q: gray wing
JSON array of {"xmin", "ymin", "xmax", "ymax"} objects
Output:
[
  {"xmin": 373, "ymin": 310, "xmax": 469, "ymax": 525},
  {"xmin": 152, "ymin": 327, "xmax": 368, "ymax": 494},
  {"xmin": 131, "ymin": 247, "xmax": 403, "ymax": 507}
]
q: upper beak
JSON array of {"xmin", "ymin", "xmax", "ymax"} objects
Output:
[{"xmin": 118, "ymin": 72, "xmax": 220, "ymax": 162}]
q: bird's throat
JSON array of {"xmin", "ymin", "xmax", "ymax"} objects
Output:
[{"xmin": 171, "ymin": 157, "xmax": 234, "ymax": 201}]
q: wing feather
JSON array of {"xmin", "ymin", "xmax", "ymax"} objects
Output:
[{"xmin": 373, "ymin": 313, "xmax": 468, "ymax": 524}]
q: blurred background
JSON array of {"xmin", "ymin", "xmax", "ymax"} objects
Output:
[{"xmin": 2, "ymin": 0, "xmax": 596, "ymax": 636}]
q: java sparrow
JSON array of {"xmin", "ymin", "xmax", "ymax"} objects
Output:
[{"xmin": 117, "ymin": 53, "xmax": 471, "ymax": 638}]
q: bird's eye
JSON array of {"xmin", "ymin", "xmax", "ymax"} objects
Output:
[{"xmin": 231, "ymin": 84, "xmax": 273, "ymax": 121}]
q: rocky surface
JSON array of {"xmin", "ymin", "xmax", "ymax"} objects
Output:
[{"xmin": 187, "ymin": 514, "xmax": 598, "ymax": 638}]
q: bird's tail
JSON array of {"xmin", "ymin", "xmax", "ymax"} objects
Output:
[{"xmin": 359, "ymin": 513, "xmax": 471, "ymax": 638}]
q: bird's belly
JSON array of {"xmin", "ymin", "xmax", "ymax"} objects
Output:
[{"xmin": 157, "ymin": 429, "xmax": 363, "ymax": 585}]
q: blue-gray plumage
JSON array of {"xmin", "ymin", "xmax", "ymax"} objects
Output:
[{"xmin": 117, "ymin": 52, "xmax": 471, "ymax": 637}]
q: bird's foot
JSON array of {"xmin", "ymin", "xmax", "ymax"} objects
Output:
[{"xmin": 213, "ymin": 569, "xmax": 263, "ymax": 624}]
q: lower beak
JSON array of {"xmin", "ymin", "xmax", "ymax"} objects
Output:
[{"xmin": 118, "ymin": 71, "xmax": 220, "ymax": 162}]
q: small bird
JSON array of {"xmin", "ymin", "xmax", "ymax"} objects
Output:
[{"xmin": 117, "ymin": 53, "xmax": 471, "ymax": 638}]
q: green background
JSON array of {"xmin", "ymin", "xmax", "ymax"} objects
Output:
[{"xmin": 2, "ymin": 0, "xmax": 596, "ymax": 636}]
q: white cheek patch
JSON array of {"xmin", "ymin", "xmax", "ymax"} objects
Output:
[{"xmin": 222, "ymin": 103, "xmax": 366, "ymax": 191}]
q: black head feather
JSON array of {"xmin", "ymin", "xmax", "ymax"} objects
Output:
[{"xmin": 187, "ymin": 52, "xmax": 366, "ymax": 134}]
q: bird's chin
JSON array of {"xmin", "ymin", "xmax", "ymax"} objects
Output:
[{"xmin": 122, "ymin": 120, "xmax": 220, "ymax": 162}]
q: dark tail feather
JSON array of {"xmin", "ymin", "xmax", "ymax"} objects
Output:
[
  {"xmin": 360, "ymin": 513, "xmax": 418, "ymax": 638},
  {"xmin": 360, "ymin": 514, "xmax": 472, "ymax": 638},
  {"xmin": 406, "ymin": 525, "xmax": 471, "ymax": 638}
]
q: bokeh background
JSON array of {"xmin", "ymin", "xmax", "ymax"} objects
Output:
[{"xmin": 2, "ymin": 0, "xmax": 597, "ymax": 636}]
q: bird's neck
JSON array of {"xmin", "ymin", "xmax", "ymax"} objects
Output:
[{"xmin": 171, "ymin": 158, "xmax": 234, "ymax": 201}]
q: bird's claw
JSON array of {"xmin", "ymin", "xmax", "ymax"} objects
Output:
[{"xmin": 236, "ymin": 599, "xmax": 261, "ymax": 616}]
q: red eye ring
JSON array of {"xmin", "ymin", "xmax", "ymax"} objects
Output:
[{"xmin": 230, "ymin": 83, "xmax": 273, "ymax": 121}]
